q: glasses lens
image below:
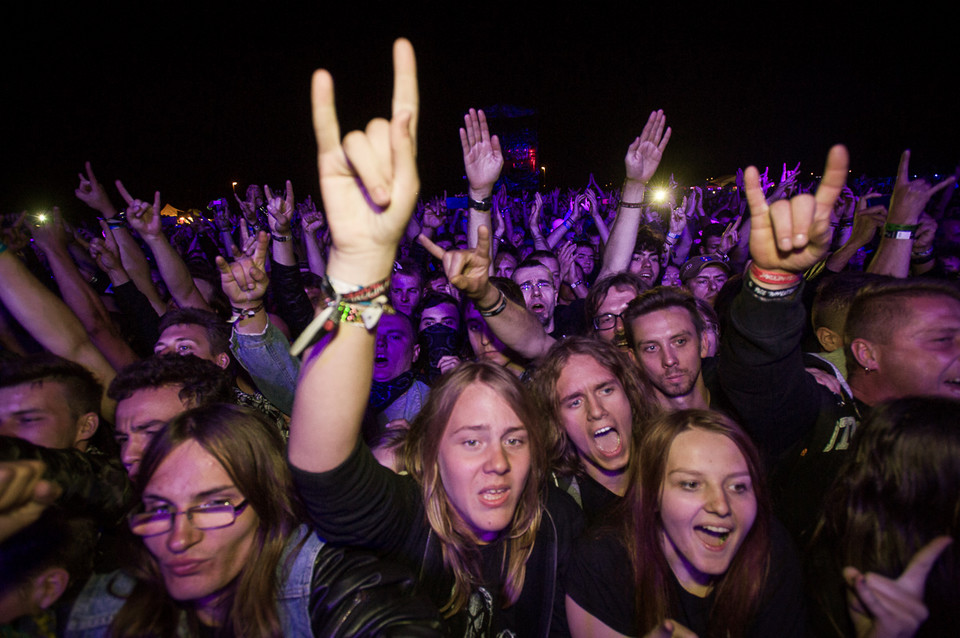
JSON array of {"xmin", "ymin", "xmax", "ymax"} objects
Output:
[
  {"xmin": 191, "ymin": 507, "xmax": 236, "ymax": 530},
  {"xmin": 129, "ymin": 509, "xmax": 172, "ymax": 536},
  {"xmin": 594, "ymin": 314, "xmax": 616, "ymax": 330}
]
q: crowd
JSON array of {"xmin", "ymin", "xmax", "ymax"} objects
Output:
[{"xmin": 1, "ymin": 38, "xmax": 959, "ymax": 637}]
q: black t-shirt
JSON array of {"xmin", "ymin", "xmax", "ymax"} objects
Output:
[
  {"xmin": 291, "ymin": 442, "xmax": 585, "ymax": 637},
  {"xmin": 550, "ymin": 299, "xmax": 587, "ymax": 339},
  {"xmin": 565, "ymin": 518, "xmax": 807, "ymax": 637}
]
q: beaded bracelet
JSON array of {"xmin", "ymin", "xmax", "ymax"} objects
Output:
[{"xmin": 289, "ymin": 275, "xmax": 393, "ymax": 356}]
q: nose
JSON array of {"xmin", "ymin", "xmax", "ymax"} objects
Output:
[
  {"xmin": 531, "ymin": 285, "xmax": 543, "ymax": 298},
  {"xmin": 704, "ymin": 484, "xmax": 730, "ymax": 516},
  {"xmin": 661, "ymin": 345, "xmax": 678, "ymax": 368},
  {"xmin": 120, "ymin": 440, "xmax": 143, "ymax": 475},
  {"xmin": 585, "ymin": 396, "xmax": 607, "ymax": 421},
  {"xmin": 166, "ymin": 512, "xmax": 203, "ymax": 553},
  {"xmin": 155, "ymin": 345, "xmax": 172, "ymax": 357},
  {"xmin": 483, "ymin": 443, "xmax": 510, "ymax": 475}
]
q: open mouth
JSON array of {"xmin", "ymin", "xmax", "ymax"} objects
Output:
[
  {"xmin": 479, "ymin": 487, "xmax": 510, "ymax": 506},
  {"xmin": 593, "ymin": 426, "xmax": 622, "ymax": 456},
  {"xmin": 695, "ymin": 525, "xmax": 731, "ymax": 549}
]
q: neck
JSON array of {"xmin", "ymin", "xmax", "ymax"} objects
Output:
[
  {"xmin": 657, "ymin": 379, "xmax": 710, "ymax": 412},
  {"xmin": 583, "ymin": 463, "xmax": 629, "ymax": 496}
]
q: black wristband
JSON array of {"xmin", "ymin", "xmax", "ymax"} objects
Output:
[
  {"xmin": 744, "ymin": 277, "xmax": 802, "ymax": 302},
  {"xmin": 469, "ymin": 197, "xmax": 492, "ymax": 211}
]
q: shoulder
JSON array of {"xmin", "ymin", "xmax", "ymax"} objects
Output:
[
  {"xmin": 544, "ymin": 483, "xmax": 586, "ymax": 542},
  {"xmin": 64, "ymin": 571, "xmax": 136, "ymax": 636}
]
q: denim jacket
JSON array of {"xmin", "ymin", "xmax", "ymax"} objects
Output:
[
  {"xmin": 64, "ymin": 527, "xmax": 322, "ymax": 637},
  {"xmin": 229, "ymin": 322, "xmax": 300, "ymax": 416}
]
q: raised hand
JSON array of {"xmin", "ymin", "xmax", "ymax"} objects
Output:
[
  {"xmin": 216, "ymin": 231, "xmax": 270, "ymax": 307},
  {"xmin": 528, "ymin": 193, "xmax": 544, "ymax": 234},
  {"xmin": 75, "ymin": 161, "xmax": 118, "ymax": 215},
  {"xmin": 847, "ymin": 201, "xmax": 887, "ymax": 248},
  {"xmin": 265, "ymin": 179, "xmax": 295, "ymax": 236},
  {"xmin": 624, "ymin": 110, "xmax": 672, "ymax": 185},
  {"xmin": 744, "ymin": 145, "xmax": 849, "ymax": 273},
  {"xmin": 887, "ymin": 150, "xmax": 956, "ymax": 226},
  {"xmin": 89, "ymin": 220, "xmax": 124, "ymax": 274},
  {"xmin": 844, "ymin": 536, "xmax": 952, "ymax": 638},
  {"xmin": 29, "ymin": 207, "xmax": 72, "ymax": 253},
  {"xmin": 418, "ymin": 225, "xmax": 493, "ymax": 301},
  {"xmin": 311, "ymin": 38, "xmax": 419, "ymax": 284},
  {"xmin": 116, "ymin": 180, "xmax": 163, "ymax": 239},
  {"xmin": 460, "ymin": 108, "xmax": 503, "ymax": 199}
]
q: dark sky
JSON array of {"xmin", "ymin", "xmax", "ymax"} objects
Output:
[{"xmin": 4, "ymin": 3, "xmax": 957, "ymax": 216}]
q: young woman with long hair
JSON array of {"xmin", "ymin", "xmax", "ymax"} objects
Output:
[
  {"xmin": 288, "ymin": 40, "xmax": 583, "ymax": 636},
  {"xmin": 63, "ymin": 404, "xmax": 440, "ymax": 637},
  {"xmin": 565, "ymin": 409, "xmax": 806, "ymax": 637}
]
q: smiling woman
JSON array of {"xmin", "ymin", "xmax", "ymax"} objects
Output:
[{"xmin": 565, "ymin": 409, "xmax": 807, "ymax": 638}]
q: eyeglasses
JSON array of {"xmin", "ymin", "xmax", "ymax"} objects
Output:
[
  {"xmin": 593, "ymin": 312, "xmax": 624, "ymax": 331},
  {"xmin": 128, "ymin": 500, "xmax": 250, "ymax": 536},
  {"xmin": 518, "ymin": 281, "xmax": 553, "ymax": 292}
]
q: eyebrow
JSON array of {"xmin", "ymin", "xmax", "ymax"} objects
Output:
[
  {"xmin": 143, "ymin": 484, "xmax": 238, "ymax": 502},
  {"xmin": 668, "ymin": 469, "xmax": 751, "ymax": 480},
  {"xmin": 130, "ymin": 419, "xmax": 168, "ymax": 433},
  {"xmin": 559, "ymin": 379, "xmax": 617, "ymax": 404}
]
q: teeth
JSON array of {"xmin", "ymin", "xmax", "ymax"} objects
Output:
[
  {"xmin": 701, "ymin": 525, "xmax": 731, "ymax": 534},
  {"xmin": 594, "ymin": 426, "xmax": 613, "ymax": 438}
]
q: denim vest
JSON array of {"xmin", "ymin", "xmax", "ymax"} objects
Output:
[{"xmin": 64, "ymin": 526, "xmax": 323, "ymax": 637}]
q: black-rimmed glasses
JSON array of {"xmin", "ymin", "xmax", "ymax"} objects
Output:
[{"xmin": 128, "ymin": 500, "xmax": 250, "ymax": 536}]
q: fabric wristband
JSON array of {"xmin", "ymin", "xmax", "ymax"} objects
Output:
[
  {"xmin": 619, "ymin": 201, "xmax": 644, "ymax": 209},
  {"xmin": 748, "ymin": 263, "xmax": 802, "ymax": 287},
  {"xmin": 882, "ymin": 223, "xmax": 919, "ymax": 240},
  {"xmin": 227, "ymin": 303, "xmax": 264, "ymax": 324},
  {"xmin": 271, "ymin": 234, "xmax": 291, "ymax": 243}
]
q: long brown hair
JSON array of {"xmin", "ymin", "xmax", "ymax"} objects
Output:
[
  {"xmin": 110, "ymin": 404, "xmax": 303, "ymax": 637},
  {"xmin": 620, "ymin": 409, "xmax": 771, "ymax": 637},
  {"xmin": 404, "ymin": 361, "xmax": 545, "ymax": 617},
  {"xmin": 531, "ymin": 336, "xmax": 658, "ymax": 477}
]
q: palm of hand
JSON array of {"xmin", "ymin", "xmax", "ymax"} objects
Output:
[
  {"xmin": 627, "ymin": 141, "xmax": 662, "ymax": 183},
  {"xmin": 317, "ymin": 154, "xmax": 413, "ymax": 258}
]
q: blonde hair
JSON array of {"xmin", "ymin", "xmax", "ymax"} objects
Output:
[{"xmin": 404, "ymin": 362, "xmax": 544, "ymax": 616}]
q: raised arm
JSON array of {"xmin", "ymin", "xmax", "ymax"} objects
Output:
[
  {"xmin": 75, "ymin": 162, "xmax": 167, "ymax": 315},
  {"xmin": 265, "ymin": 180, "xmax": 298, "ymax": 267},
  {"xmin": 0, "ymin": 241, "xmax": 117, "ymax": 421},
  {"xmin": 119, "ymin": 181, "xmax": 213, "ymax": 312},
  {"xmin": 30, "ymin": 208, "xmax": 139, "ymax": 371},
  {"xmin": 289, "ymin": 38, "xmax": 419, "ymax": 473},
  {"xmin": 419, "ymin": 226, "xmax": 556, "ymax": 360},
  {"xmin": 868, "ymin": 150, "xmax": 955, "ymax": 278},
  {"xmin": 597, "ymin": 110, "xmax": 671, "ymax": 279},
  {"xmin": 461, "ymin": 108, "xmax": 504, "ymax": 252}
]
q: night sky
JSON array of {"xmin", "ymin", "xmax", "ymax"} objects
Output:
[{"xmin": 4, "ymin": 3, "xmax": 957, "ymax": 217}]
